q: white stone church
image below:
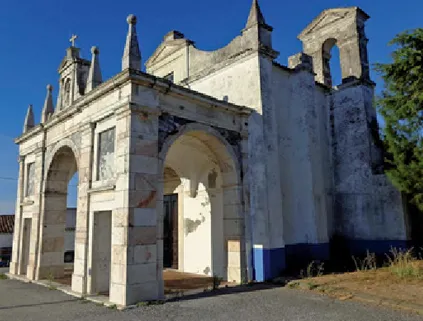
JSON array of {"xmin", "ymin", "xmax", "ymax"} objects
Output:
[{"xmin": 9, "ymin": 0, "xmax": 411, "ymax": 307}]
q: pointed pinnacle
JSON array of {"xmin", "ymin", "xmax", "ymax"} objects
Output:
[
  {"xmin": 122, "ymin": 14, "xmax": 141, "ymax": 71},
  {"xmin": 41, "ymin": 84, "xmax": 54, "ymax": 123},
  {"xmin": 86, "ymin": 46, "xmax": 103, "ymax": 92},
  {"xmin": 245, "ymin": 0, "xmax": 270, "ymax": 30},
  {"xmin": 23, "ymin": 104, "xmax": 35, "ymax": 133}
]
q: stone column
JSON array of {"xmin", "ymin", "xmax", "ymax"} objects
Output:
[
  {"xmin": 109, "ymin": 106, "xmax": 163, "ymax": 306},
  {"xmin": 27, "ymin": 149, "xmax": 45, "ymax": 280},
  {"xmin": 10, "ymin": 156, "xmax": 25, "ymax": 275},
  {"xmin": 72, "ymin": 123, "xmax": 94, "ymax": 294}
]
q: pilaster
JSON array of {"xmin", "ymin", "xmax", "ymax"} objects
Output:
[
  {"xmin": 9, "ymin": 156, "xmax": 25, "ymax": 275},
  {"xmin": 27, "ymin": 148, "xmax": 45, "ymax": 280},
  {"xmin": 72, "ymin": 122, "xmax": 95, "ymax": 294},
  {"xmin": 109, "ymin": 106, "xmax": 163, "ymax": 306}
]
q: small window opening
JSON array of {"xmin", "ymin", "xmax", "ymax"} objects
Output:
[
  {"xmin": 164, "ymin": 72, "xmax": 174, "ymax": 83},
  {"xmin": 322, "ymin": 38, "xmax": 342, "ymax": 87}
]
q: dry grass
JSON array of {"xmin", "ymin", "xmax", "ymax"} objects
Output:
[
  {"xmin": 386, "ymin": 248, "xmax": 423, "ymax": 279},
  {"xmin": 288, "ymin": 248, "xmax": 423, "ymax": 308}
]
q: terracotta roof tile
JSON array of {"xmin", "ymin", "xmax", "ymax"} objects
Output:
[{"xmin": 0, "ymin": 215, "xmax": 14, "ymax": 234}]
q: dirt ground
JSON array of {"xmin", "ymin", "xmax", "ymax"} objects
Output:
[
  {"xmin": 53, "ymin": 268, "xmax": 225, "ymax": 293},
  {"xmin": 289, "ymin": 261, "xmax": 423, "ymax": 308}
]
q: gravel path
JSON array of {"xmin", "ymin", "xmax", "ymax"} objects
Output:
[{"xmin": 0, "ymin": 279, "xmax": 422, "ymax": 321}]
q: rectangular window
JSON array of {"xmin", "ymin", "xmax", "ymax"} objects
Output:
[
  {"xmin": 26, "ymin": 163, "xmax": 35, "ymax": 197},
  {"xmin": 97, "ymin": 127, "xmax": 115, "ymax": 181}
]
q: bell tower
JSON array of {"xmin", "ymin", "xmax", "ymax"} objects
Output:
[
  {"xmin": 56, "ymin": 35, "xmax": 90, "ymax": 110},
  {"xmin": 298, "ymin": 7, "xmax": 370, "ymax": 86}
]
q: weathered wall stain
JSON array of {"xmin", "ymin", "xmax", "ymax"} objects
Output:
[
  {"xmin": 137, "ymin": 190, "xmax": 157, "ymax": 208},
  {"xmin": 185, "ymin": 214, "xmax": 206, "ymax": 236}
]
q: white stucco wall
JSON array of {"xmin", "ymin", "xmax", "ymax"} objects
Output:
[
  {"xmin": 165, "ymin": 134, "xmax": 226, "ymax": 278},
  {"xmin": 189, "ymin": 54, "xmax": 262, "ymax": 108}
]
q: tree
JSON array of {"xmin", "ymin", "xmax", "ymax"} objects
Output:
[{"xmin": 375, "ymin": 28, "xmax": 423, "ymax": 210}]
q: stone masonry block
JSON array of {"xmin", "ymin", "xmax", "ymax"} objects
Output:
[
  {"xmin": 42, "ymin": 237, "xmax": 65, "ymax": 253},
  {"xmin": 134, "ymin": 173, "xmax": 157, "ymax": 191},
  {"xmin": 111, "ymin": 263, "xmax": 127, "ymax": 285},
  {"xmin": 223, "ymin": 204, "xmax": 242, "ymax": 219},
  {"xmin": 228, "ymin": 250, "xmax": 241, "ymax": 267},
  {"xmin": 125, "ymin": 281, "xmax": 162, "ymax": 305},
  {"xmin": 113, "ymin": 208, "xmax": 130, "ymax": 227},
  {"xmin": 129, "ymin": 226, "xmax": 157, "ymax": 246},
  {"xmin": 227, "ymin": 267, "xmax": 241, "ymax": 283},
  {"xmin": 127, "ymin": 262, "xmax": 157, "ymax": 285},
  {"xmin": 130, "ymin": 139, "xmax": 158, "ymax": 157},
  {"xmin": 43, "ymin": 210, "xmax": 66, "ymax": 224},
  {"xmin": 133, "ymin": 244, "xmax": 157, "ymax": 265},
  {"xmin": 131, "ymin": 114, "xmax": 159, "ymax": 136},
  {"xmin": 109, "ymin": 282, "xmax": 126, "ymax": 306},
  {"xmin": 227, "ymin": 239, "xmax": 241, "ymax": 252},
  {"xmin": 132, "ymin": 208, "xmax": 157, "ymax": 227},
  {"xmin": 112, "ymin": 245, "xmax": 129, "ymax": 265},
  {"xmin": 130, "ymin": 190, "xmax": 157, "ymax": 209},
  {"xmin": 112, "ymin": 226, "xmax": 128, "ymax": 246},
  {"xmin": 223, "ymin": 186, "xmax": 242, "ymax": 205},
  {"xmin": 130, "ymin": 155, "xmax": 158, "ymax": 175},
  {"xmin": 224, "ymin": 219, "xmax": 243, "ymax": 238}
]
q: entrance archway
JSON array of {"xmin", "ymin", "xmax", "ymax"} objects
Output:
[
  {"xmin": 159, "ymin": 124, "xmax": 245, "ymax": 284},
  {"xmin": 37, "ymin": 145, "xmax": 78, "ymax": 281}
]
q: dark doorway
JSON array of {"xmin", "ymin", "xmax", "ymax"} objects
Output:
[{"xmin": 163, "ymin": 194, "xmax": 178, "ymax": 269}]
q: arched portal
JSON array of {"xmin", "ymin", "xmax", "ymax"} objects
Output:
[
  {"xmin": 37, "ymin": 145, "xmax": 78, "ymax": 280},
  {"xmin": 159, "ymin": 125, "xmax": 245, "ymax": 283}
]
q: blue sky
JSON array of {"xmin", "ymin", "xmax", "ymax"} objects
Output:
[{"xmin": 0, "ymin": 0, "xmax": 421, "ymax": 213}]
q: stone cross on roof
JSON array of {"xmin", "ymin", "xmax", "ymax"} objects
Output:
[{"xmin": 70, "ymin": 34, "xmax": 78, "ymax": 47}]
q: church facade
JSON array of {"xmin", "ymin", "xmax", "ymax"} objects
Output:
[{"xmin": 9, "ymin": 1, "xmax": 410, "ymax": 307}]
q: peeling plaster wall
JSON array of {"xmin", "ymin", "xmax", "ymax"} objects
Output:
[
  {"xmin": 182, "ymin": 181, "xmax": 213, "ymax": 276},
  {"xmin": 314, "ymin": 87, "xmax": 334, "ymax": 239},
  {"xmin": 332, "ymin": 84, "xmax": 407, "ymax": 242},
  {"xmin": 165, "ymin": 135, "xmax": 225, "ymax": 278},
  {"xmin": 273, "ymin": 65, "xmax": 329, "ymax": 247}
]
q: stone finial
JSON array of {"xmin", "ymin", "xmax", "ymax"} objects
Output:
[
  {"xmin": 122, "ymin": 14, "xmax": 141, "ymax": 71},
  {"xmin": 41, "ymin": 84, "xmax": 54, "ymax": 123},
  {"xmin": 245, "ymin": 0, "xmax": 271, "ymax": 30},
  {"xmin": 86, "ymin": 46, "xmax": 103, "ymax": 92},
  {"xmin": 23, "ymin": 105, "xmax": 35, "ymax": 133}
]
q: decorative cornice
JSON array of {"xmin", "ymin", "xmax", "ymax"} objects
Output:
[{"xmin": 15, "ymin": 69, "xmax": 252, "ymax": 144}]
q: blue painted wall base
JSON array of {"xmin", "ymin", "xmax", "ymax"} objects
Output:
[
  {"xmin": 285, "ymin": 243, "xmax": 330, "ymax": 270},
  {"xmin": 251, "ymin": 240, "xmax": 411, "ymax": 282},
  {"xmin": 253, "ymin": 247, "xmax": 286, "ymax": 282},
  {"xmin": 345, "ymin": 239, "xmax": 411, "ymax": 256}
]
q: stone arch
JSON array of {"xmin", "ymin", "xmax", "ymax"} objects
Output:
[
  {"xmin": 158, "ymin": 122, "xmax": 245, "ymax": 283},
  {"xmin": 43, "ymin": 139, "xmax": 80, "ymax": 186},
  {"xmin": 159, "ymin": 122, "xmax": 242, "ymax": 181},
  {"xmin": 37, "ymin": 143, "xmax": 79, "ymax": 280}
]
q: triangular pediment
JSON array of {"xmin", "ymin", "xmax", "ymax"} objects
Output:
[
  {"xmin": 299, "ymin": 7, "xmax": 368, "ymax": 40},
  {"xmin": 145, "ymin": 38, "xmax": 190, "ymax": 68},
  {"xmin": 58, "ymin": 57, "xmax": 72, "ymax": 72}
]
